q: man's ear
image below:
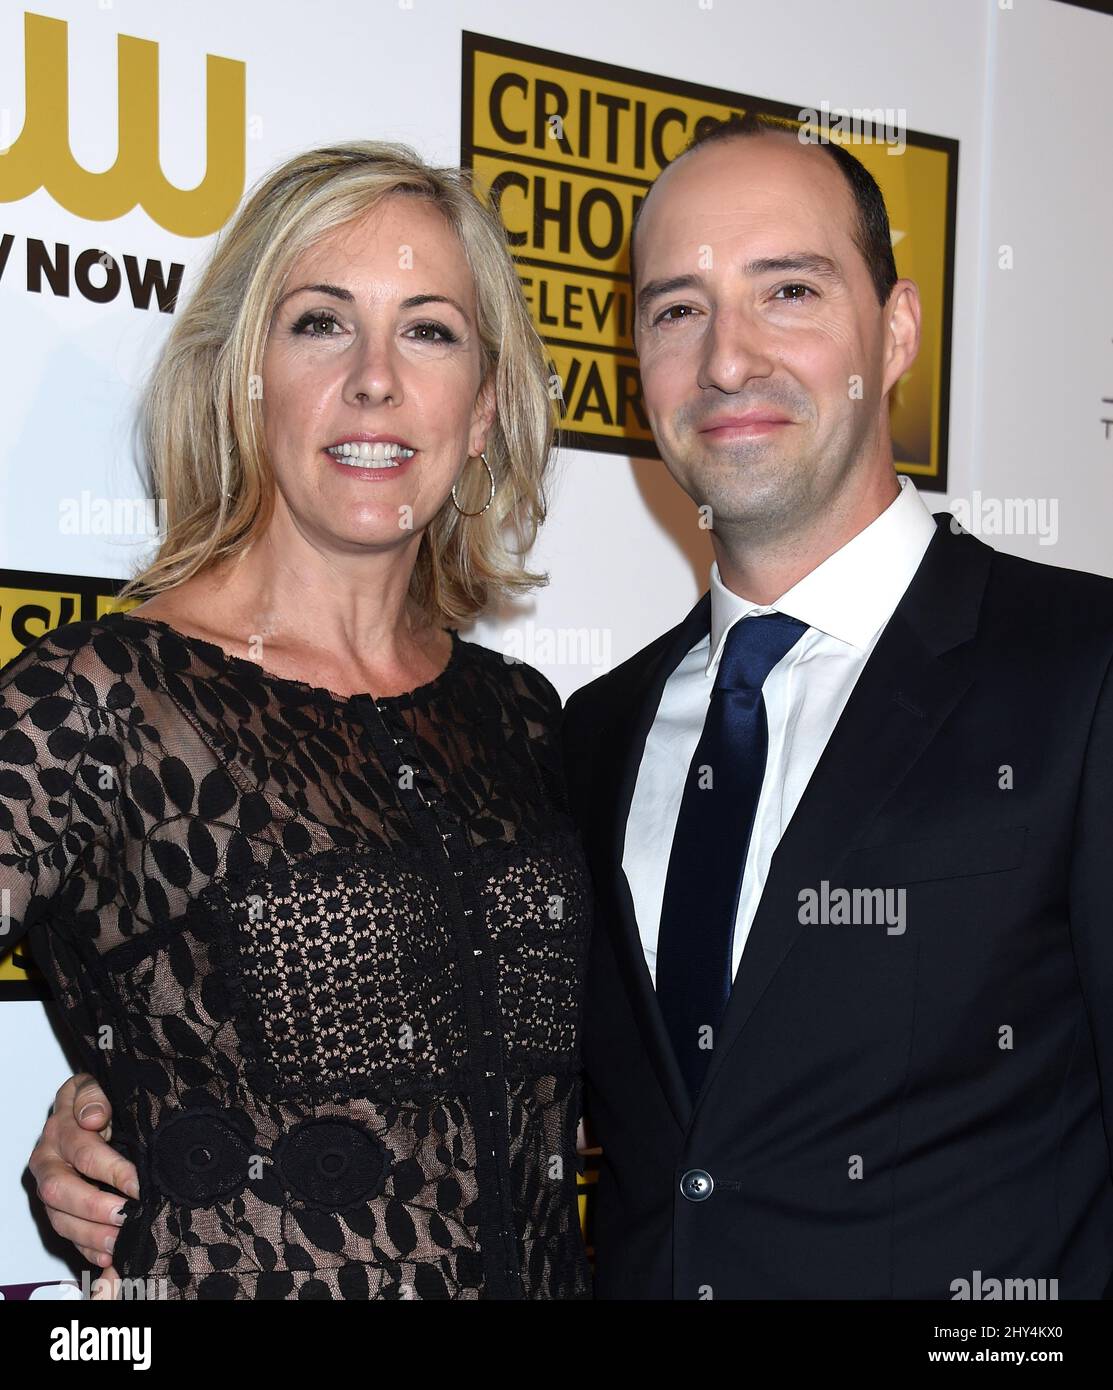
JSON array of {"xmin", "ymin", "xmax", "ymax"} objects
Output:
[
  {"xmin": 882, "ymin": 279, "xmax": 921, "ymax": 397},
  {"xmin": 471, "ymin": 372, "xmax": 498, "ymax": 455}
]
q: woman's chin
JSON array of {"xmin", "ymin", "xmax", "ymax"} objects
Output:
[{"xmin": 326, "ymin": 509, "xmax": 427, "ymax": 550}]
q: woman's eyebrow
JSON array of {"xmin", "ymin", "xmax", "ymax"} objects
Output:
[
  {"xmin": 276, "ymin": 282, "xmax": 354, "ymax": 309},
  {"xmin": 274, "ymin": 284, "xmax": 471, "ymax": 322},
  {"xmin": 399, "ymin": 292, "xmax": 471, "ymax": 322}
]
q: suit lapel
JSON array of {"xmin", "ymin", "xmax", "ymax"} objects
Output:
[
  {"xmin": 689, "ymin": 515, "xmax": 994, "ymax": 1115},
  {"xmin": 594, "ymin": 593, "xmax": 712, "ymax": 1130}
]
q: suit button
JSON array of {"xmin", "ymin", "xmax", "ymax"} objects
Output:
[{"xmin": 680, "ymin": 1168, "xmax": 714, "ymax": 1201}]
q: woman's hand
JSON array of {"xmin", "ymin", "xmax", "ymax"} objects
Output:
[{"xmin": 28, "ymin": 1073, "xmax": 138, "ymax": 1289}]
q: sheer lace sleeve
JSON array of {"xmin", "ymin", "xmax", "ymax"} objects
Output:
[
  {"xmin": 503, "ymin": 656, "xmax": 572, "ymax": 815},
  {"xmin": 0, "ymin": 623, "xmax": 126, "ymax": 951}
]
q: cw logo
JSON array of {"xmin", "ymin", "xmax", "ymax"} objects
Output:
[{"xmin": 0, "ymin": 11, "xmax": 245, "ymax": 237}]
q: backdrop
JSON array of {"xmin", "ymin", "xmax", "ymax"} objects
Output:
[{"xmin": 2, "ymin": 0, "xmax": 1110, "ymax": 1296}]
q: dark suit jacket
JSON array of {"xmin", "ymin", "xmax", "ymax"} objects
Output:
[{"xmin": 562, "ymin": 514, "xmax": 1113, "ymax": 1299}]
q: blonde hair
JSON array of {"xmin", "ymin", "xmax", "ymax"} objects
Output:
[{"xmin": 118, "ymin": 141, "xmax": 557, "ymax": 625}]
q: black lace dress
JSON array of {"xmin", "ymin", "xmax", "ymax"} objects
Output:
[{"xmin": 0, "ymin": 613, "xmax": 593, "ymax": 1299}]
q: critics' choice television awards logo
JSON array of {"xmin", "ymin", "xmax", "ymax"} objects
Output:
[
  {"xmin": 461, "ymin": 32, "xmax": 957, "ymax": 487},
  {"xmin": 0, "ymin": 10, "xmax": 246, "ymax": 236}
]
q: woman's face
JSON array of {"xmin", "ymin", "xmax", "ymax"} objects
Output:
[{"xmin": 259, "ymin": 195, "xmax": 495, "ymax": 557}]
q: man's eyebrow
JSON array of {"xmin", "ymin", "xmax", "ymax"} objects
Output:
[
  {"xmin": 274, "ymin": 283, "xmax": 471, "ymax": 319},
  {"xmin": 636, "ymin": 274, "xmax": 701, "ymax": 317},
  {"xmin": 743, "ymin": 253, "xmax": 843, "ymax": 282},
  {"xmin": 637, "ymin": 253, "xmax": 844, "ymax": 316}
]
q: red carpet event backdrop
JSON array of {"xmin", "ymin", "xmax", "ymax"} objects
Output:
[{"xmin": 1, "ymin": 0, "xmax": 1110, "ymax": 1296}]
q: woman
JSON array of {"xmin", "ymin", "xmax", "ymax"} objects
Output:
[{"xmin": 2, "ymin": 141, "xmax": 591, "ymax": 1299}]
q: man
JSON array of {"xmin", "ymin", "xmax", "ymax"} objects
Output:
[{"xmin": 562, "ymin": 112, "xmax": 1113, "ymax": 1298}]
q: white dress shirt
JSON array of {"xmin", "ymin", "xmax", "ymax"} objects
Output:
[{"xmin": 623, "ymin": 475, "xmax": 939, "ymax": 988}]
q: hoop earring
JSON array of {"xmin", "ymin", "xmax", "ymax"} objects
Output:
[{"xmin": 451, "ymin": 451, "xmax": 496, "ymax": 517}]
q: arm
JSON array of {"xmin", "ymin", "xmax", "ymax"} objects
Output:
[
  {"xmin": 1, "ymin": 628, "xmax": 132, "ymax": 1283},
  {"xmin": 1068, "ymin": 645, "xmax": 1113, "ymax": 1185},
  {"xmin": 0, "ymin": 624, "xmax": 120, "ymax": 949}
]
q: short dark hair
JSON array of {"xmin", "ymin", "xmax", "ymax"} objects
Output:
[{"xmin": 629, "ymin": 110, "xmax": 899, "ymax": 309}]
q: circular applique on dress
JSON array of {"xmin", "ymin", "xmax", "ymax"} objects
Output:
[
  {"xmin": 149, "ymin": 1109, "xmax": 252, "ymax": 1204},
  {"xmin": 274, "ymin": 1118, "xmax": 390, "ymax": 1209}
]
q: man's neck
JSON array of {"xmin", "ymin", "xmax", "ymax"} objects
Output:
[{"xmin": 713, "ymin": 471, "xmax": 902, "ymax": 606}]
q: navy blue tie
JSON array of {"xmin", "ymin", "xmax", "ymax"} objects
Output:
[{"xmin": 656, "ymin": 612, "xmax": 808, "ymax": 1099}]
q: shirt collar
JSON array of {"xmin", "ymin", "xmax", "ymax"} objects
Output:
[{"xmin": 706, "ymin": 474, "xmax": 938, "ymax": 676}]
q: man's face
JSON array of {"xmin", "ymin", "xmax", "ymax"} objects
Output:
[{"xmin": 633, "ymin": 134, "xmax": 908, "ymax": 541}]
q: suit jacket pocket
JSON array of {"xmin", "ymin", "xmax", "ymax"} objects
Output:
[{"xmin": 840, "ymin": 825, "xmax": 1027, "ymax": 887}]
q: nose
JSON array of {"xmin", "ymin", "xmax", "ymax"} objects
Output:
[
  {"xmin": 696, "ymin": 304, "xmax": 775, "ymax": 394},
  {"xmin": 343, "ymin": 328, "xmax": 403, "ymax": 407}
]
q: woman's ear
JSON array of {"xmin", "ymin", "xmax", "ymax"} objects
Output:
[{"xmin": 471, "ymin": 373, "xmax": 498, "ymax": 456}]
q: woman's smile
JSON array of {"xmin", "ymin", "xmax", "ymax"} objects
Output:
[{"xmin": 323, "ymin": 436, "xmax": 419, "ymax": 479}]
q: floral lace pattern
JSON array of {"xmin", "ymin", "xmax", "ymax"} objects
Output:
[{"xmin": 0, "ymin": 614, "xmax": 592, "ymax": 1299}]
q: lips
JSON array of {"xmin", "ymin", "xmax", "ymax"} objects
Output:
[
  {"xmin": 326, "ymin": 433, "xmax": 416, "ymax": 448},
  {"xmin": 323, "ymin": 435, "xmax": 417, "ymax": 472},
  {"xmin": 700, "ymin": 413, "xmax": 791, "ymax": 431}
]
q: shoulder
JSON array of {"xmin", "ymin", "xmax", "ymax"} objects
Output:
[
  {"xmin": 564, "ymin": 605, "xmax": 700, "ymax": 729},
  {"xmin": 985, "ymin": 541, "xmax": 1113, "ymax": 605},
  {"xmin": 978, "ymin": 540, "xmax": 1113, "ymax": 651},
  {"xmin": 0, "ymin": 614, "xmax": 153, "ymax": 703},
  {"xmin": 452, "ymin": 632, "xmax": 564, "ymax": 725},
  {"xmin": 0, "ymin": 616, "xmax": 167, "ymax": 780}
]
